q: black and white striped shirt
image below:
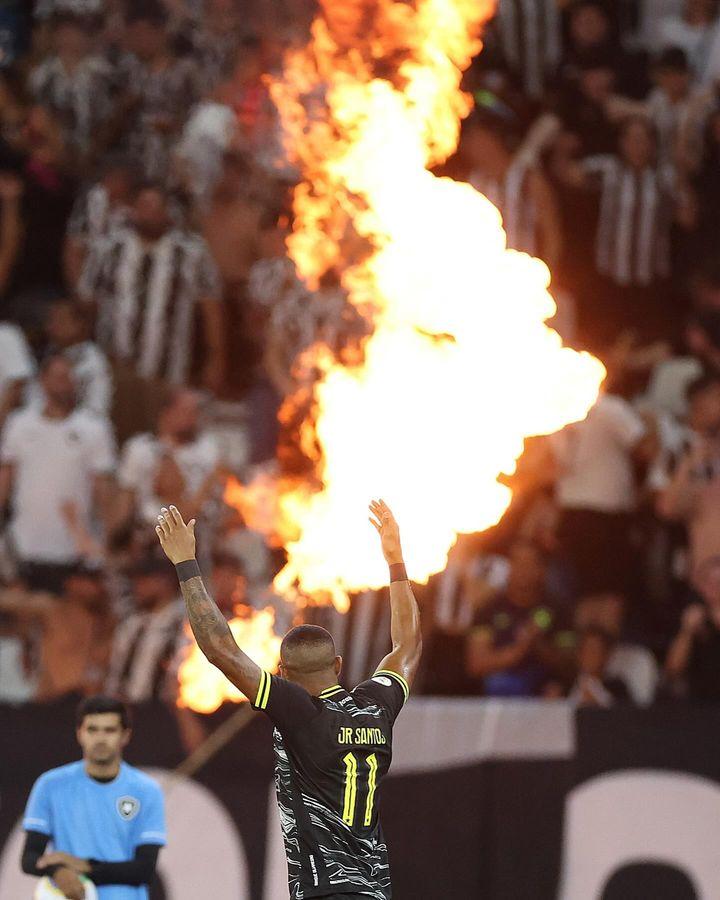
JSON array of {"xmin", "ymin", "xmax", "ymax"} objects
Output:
[
  {"xmin": 80, "ymin": 226, "xmax": 221, "ymax": 384},
  {"xmin": 105, "ymin": 599, "xmax": 185, "ymax": 703},
  {"xmin": 492, "ymin": 0, "xmax": 562, "ymax": 99},
  {"xmin": 30, "ymin": 56, "xmax": 116, "ymax": 153},
  {"xmin": 583, "ymin": 156, "xmax": 675, "ymax": 287},
  {"xmin": 470, "ymin": 159, "xmax": 538, "ymax": 256},
  {"xmin": 118, "ymin": 54, "xmax": 202, "ymax": 180}
]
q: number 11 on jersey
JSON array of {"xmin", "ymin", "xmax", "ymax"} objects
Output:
[{"xmin": 342, "ymin": 752, "xmax": 378, "ymax": 826}]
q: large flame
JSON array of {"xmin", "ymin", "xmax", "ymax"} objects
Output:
[
  {"xmin": 235, "ymin": 0, "xmax": 605, "ymax": 611},
  {"xmin": 177, "ymin": 606, "xmax": 282, "ymax": 713}
]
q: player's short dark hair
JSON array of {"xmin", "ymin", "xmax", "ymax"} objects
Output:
[
  {"xmin": 281, "ymin": 625, "xmax": 337, "ymax": 673},
  {"xmin": 76, "ymin": 696, "xmax": 132, "ymax": 730}
]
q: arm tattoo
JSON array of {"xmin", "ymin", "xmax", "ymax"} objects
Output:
[
  {"xmin": 180, "ymin": 575, "xmax": 233, "ymax": 657},
  {"xmin": 179, "ymin": 575, "xmax": 259, "ymax": 696}
]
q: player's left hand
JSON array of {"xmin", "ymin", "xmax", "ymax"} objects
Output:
[
  {"xmin": 369, "ymin": 499, "xmax": 403, "ymax": 565},
  {"xmin": 155, "ymin": 505, "xmax": 197, "ymax": 564},
  {"xmin": 38, "ymin": 851, "xmax": 90, "ymax": 873}
]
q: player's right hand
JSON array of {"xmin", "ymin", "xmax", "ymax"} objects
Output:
[
  {"xmin": 155, "ymin": 505, "xmax": 197, "ymax": 564},
  {"xmin": 52, "ymin": 866, "xmax": 86, "ymax": 900}
]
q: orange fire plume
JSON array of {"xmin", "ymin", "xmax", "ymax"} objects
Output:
[
  {"xmin": 233, "ymin": 0, "xmax": 606, "ymax": 612},
  {"xmin": 177, "ymin": 606, "xmax": 282, "ymax": 713}
]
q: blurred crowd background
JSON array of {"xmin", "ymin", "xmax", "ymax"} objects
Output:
[{"xmin": 3, "ymin": 0, "xmax": 720, "ymax": 735}]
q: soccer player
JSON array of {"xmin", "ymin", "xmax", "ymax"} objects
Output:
[
  {"xmin": 20, "ymin": 696, "xmax": 166, "ymax": 900},
  {"xmin": 155, "ymin": 499, "xmax": 421, "ymax": 900}
]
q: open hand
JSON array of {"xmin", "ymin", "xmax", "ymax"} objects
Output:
[
  {"xmin": 369, "ymin": 499, "xmax": 403, "ymax": 565},
  {"xmin": 155, "ymin": 506, "xmax": 196, "ymax": 564}
]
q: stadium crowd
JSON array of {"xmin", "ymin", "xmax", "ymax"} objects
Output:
[{"xmin": 2, "ymin": 0, "xmax": 720, "ymax": 720}]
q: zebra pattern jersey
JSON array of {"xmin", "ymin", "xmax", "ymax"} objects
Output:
[
  {"xmin": 79, "ymin": 225, "xmax": 221, "ymax": 384},
  {"xmin": 252, "ymin": 669, "xmax": 409, "ymax": 899}
]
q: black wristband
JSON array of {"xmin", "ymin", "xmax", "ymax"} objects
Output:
[
  {"xmin": 389, "ymin": 562, "xmax": 408, "ymax": 583},
  {"xmin": 175, "ymin": 559, "xmax": 201, "ymax": 582}
]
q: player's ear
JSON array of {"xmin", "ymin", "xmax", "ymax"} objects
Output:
[{"xmin": 334, "ymin": 655, "xmax": 342, "ymax": 677}]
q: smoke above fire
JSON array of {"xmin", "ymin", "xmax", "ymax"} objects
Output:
[{"xmin": 236, "ymin": 0, "xmax": 605, "ymax": 611}]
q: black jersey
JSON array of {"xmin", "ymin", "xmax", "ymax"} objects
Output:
[{"xmin": 251, "ymin": 667, "xmax": 409, "ymax": 899}]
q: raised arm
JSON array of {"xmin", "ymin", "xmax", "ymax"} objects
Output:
[
  {"xmin": 369, "ymin": 500, "xmax": 422, "ymax": 690},
  {"xmin": 155, "ymin": 506, "xmax": 262, "ymax": 702}
]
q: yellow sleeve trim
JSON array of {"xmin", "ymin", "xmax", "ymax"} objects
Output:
[
  {"xmin": 375, "ymin": 669, "xmax": 410, "ymax": 703},
  {"xmin": 254, "ymin": 670, "xmax": 271, "ymax": 709}
]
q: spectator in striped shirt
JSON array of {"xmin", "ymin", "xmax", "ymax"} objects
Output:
[
  {"xmin": 464, "ymin": 110, "xmax": 563, "ymax": 268},
  {"xmin": 559, "ymin": 117, "xmax": 691, "ymax": 348},
  {"xmin": 481, "ymin": 0, "xmax": 562, "ymax": 101},
  {"xmin": 117, "ymin": 4, "xmax": 202, "ymax": 181},
  {"xmin": 29, "ymin": 13, "xmax": 116, "ymax": 166},
  {"xmin": 181, "ymin": 0, "xmax": 244, "ymax": 95},
  {"xmin": 104, "ymin": 553, "xmax": 185, "ymax": 703},
  {"xmin": 79, "ymin": 182, "xmax": 225, "ymax": 438},
  {"xmin": 63, "ymin": 155, "xmax": 136, "ymax": 291}
]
